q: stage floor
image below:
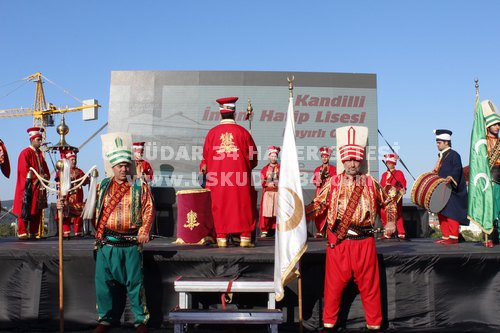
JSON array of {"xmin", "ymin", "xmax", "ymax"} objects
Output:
[
  {"xmin": 1, "ymin": 236, "xmax": 500, "ymax": 332},
  {"xmin": 3, "ymin": 235, "xmax": 500, "ymax": 257}
]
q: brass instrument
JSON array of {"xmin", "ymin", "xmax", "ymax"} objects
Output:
[{"xmin": 319, "ymin": 165, "xmax": 330, "ymax": 186}]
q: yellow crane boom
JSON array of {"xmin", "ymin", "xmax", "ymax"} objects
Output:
[{"xmin": 0, "ymin": 72, "xmax": 100, "ymax": 127}]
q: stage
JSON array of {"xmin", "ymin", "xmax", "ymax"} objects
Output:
[{"xmin": 1, "ymin": 236, "xmax": 500, "ymax": 332}]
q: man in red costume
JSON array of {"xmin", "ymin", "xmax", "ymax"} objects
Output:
[
  {"xmin": 0, "ymin": 139, "xmax": 11, "ymax": 210},
  {"xmin": 308, "ymin": 126, "xmax": 396, "ymax": 332},
  {"xmin": 133, "ymin": 142, "xmax": 154, "ymax": 183},
  {"xmin": 200, "ymin": 96, "xmax": 258, "ymax": 248},
  {"xmin": 56, "ymin": 149, "xmax": 90, "ymax": 238},
  {"xmin": 259, "ymin": 145, "xmax": 280, "ymax": 238},
  {"xmin": 379, "ymin": 153, "xmax": 407, "ymax": 239},
  {"xmin": 13, "ymin": 127, "xmax": 50, "ymax": 240},
  {"xmin": 311, "ymin": 146, "xmax": 337, "ymax": 238}
]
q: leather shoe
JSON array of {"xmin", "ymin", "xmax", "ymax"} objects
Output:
[
  {"xmin": 378, "ymin": 234, "xmax": 391, "ymax": 241},
  {"xmin": 440, "ymin": 238, "xmax": 458, "ymax": 245},
  {"xmin": 136, "ymin": 323, "xmax": 148, "ymax": 333},
  {"xmin": 92, "ymin": 324, "xmax": 109, "ymax": 333}
]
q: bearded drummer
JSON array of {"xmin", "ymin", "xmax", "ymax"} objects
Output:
[
  {"xmin": 379, "ymin": 153, "xmax": 407, "ymax": 239},
  {"xmin": 482, "ymin": 100, "xmax": 500, "ymax": 248},
  {"xmin": 432, "ymin": 129, "xmax": 469, "ymax": 244}
]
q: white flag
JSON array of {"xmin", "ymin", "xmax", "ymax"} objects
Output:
[{"xmin": 274, "ymin": 95, "xmax": 308, "ymax": 302}]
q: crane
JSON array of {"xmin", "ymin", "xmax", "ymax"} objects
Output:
[
  {"xmin": 0, "ymin": 72, "xmax": 102, "ymax": 239},
  {"xmin": 0, "ymin": 72, "xmax": 100, "ymax": 127}
]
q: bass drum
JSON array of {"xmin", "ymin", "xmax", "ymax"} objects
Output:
[
  {"xmin": 411, "ymin": 172, "xmax": 451, "ymax": 213},
  {"xmin": 175, "ymin": 189, "xmax": 216, "ymax": 245}
]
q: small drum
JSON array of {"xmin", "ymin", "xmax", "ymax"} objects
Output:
[
  {"xmin": 175, "ymin": 189, "xmax": 215, "ymax": 245},
  {"xmin": 411, "ymin": 172, "xmax": 451, "ymax": 213}
]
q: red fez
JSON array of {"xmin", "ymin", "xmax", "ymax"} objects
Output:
[
  {"xmin": 60, "ymin": 149, "xmax": 77, "ymax": 159},
  {"xmin": 133, "ymin": 142, "xmax": 146, "ymax": 152},
  {"xmin": 319, "ymin": 146, "xmax": 333, "ymax": 157},
  {"xmin": 267, "ymin": 145, "xmax": 280, "ymax": 156},
  {"xmin": 27, "ymin": 127, "xmax": 44, "ymax": 140},
  {"xmin": 216, "ymin": 96, "xmax": 238, "ymax": 114},
  {"xmin": 384, "ymin": 153, "xmax": 399, "ymax": 165}
]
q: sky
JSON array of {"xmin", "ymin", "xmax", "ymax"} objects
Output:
[{"xmin": 1, "ymin": 0, "xmax": 500, "ymax": 202}]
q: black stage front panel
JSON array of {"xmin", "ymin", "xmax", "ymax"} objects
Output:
[{"xmin": 0, "ymin": 237, "xmax": 499, "ymax": 332}]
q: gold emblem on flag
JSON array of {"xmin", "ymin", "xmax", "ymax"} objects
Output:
[
  {"xmin": 216, "ymin": 132, "xmax": 239, "ymax": 154},
  {"xmin": 184, "ymin": 210, "xmax": 200, "ymax": 230},
  {"xmin": 277, "ymin": 187, "xmax": 304, "ymax": 232}
]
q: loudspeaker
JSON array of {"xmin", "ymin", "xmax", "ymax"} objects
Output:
[
  {"xmin": 402, "ymin": 204, "xmax": 431, "ymax": 238},
  {"xmin": 151, "ymin": 187, "xmax": 176, "ymax": 237}
]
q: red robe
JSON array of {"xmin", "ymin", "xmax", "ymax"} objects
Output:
[
  {"xmin": 135, "ymin": 159, "xmax": 154, "ymax": 183},
  {"xmin": 259, "ymin": 163, "xmax": 280, "ymax": 232},
  {"xmin": 200, "ymin": 119, "xmax": 258, "ymax": 236},
  {"xmin": 311, "ymin": 164, "xmax": 336, "ymax": 234},
  {"xmin": 379, "ymin": 169, "xmax": 406, "ymax": 235},
  {"xmin": 56, "ymin": 167, "xmax": 89, "ymax": 235},
  {"xmin": 13, "ymin": 146, "xmax": 50, "ymax": 236}
]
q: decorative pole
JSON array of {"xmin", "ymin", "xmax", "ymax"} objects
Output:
[
  {"xmin": 52, "ymin": 114, "xmax": 74, "ymax": 333},
  {"xmin": 44, "ymin": 114, "xmax": 97, "ymax": 333},
  {"xmin": 246, "ymin": 98, "xmax": 253, "ymax": 134},
  {"xmin": 56, "ymin": 159, "xmax": 66, "ymax": 333}
]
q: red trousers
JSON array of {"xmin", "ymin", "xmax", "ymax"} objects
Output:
[
  {"xmin": 217, "ymin": 231, "xmax": 252, "ymax": 238},
  {"xmin": 323, "ymin": 231, "xmax": 382, "ymax": 328},
  {"xmin": 62, "ymin": 216, "xmax": 83, "ymax": 236},
  {"xmin": 17, "ymin": 213, "xmax": 42, "ymax": 236},
  {"xmin": 380, "ymin": 201, "xmax": 405, "ymax": 236},
  {"xmin": 437, "ymin": 214, "xmax": 460, "ymax": 239},
  {"xmin": 259, "ymin": 217, "xmax": 276, "ymax": 232}
]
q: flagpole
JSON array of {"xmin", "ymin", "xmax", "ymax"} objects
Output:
[
  {"xmin": 288, "ymin": 75, "xmax": 305, "ymax": 332},
  {"xmin": 274, "ymin": 74, "xmax": 308, "ymax": 324},
  {"xmin": 476, "ymin": 78, "xmax": 486, "ymax": 246},
  {"xmin": 298, "ymin": 264, "xmax": 304, "ymax": 333}
]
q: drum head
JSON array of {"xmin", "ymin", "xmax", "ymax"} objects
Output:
[{"xmin": 428, "ymin": 182, "xmax": 452, "ymax": 213}]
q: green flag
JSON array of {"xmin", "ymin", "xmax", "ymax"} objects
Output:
[{"xmin": 468, "ymin": 95, "xmax": 494, "ymax": 233}]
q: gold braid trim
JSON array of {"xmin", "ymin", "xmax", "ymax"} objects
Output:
[
  {"xmin": 489, "ymin": 138, "xmax": 500, "ymax": 168},
  {"xmin": 305, "ymin": 180, "xmax": 331, "ymax": 220}
]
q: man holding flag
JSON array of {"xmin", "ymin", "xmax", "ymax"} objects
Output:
[{"xmin": 468, "ymin": 97, "xmax": 498, "ymax": 247}]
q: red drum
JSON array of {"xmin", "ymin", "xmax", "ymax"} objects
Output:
[
  {"xmin": 175, "ymin": 189, "xmax": 215, "ymax": 245},
  {"xmin": 411, "ymin": 172, "xmax": 451, "ymax": 213}
]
